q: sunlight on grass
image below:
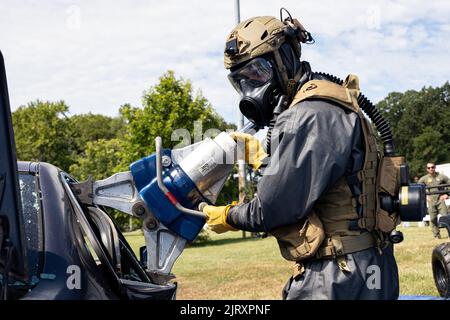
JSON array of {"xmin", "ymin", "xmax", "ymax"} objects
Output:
[{"xmin": 124, "ymin": 225, "xmax": 449, "ymax": 299}]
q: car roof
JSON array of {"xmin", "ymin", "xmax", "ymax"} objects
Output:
[{"xmin": 17, "ymin": 161, "xmax": 40, "ymax": 174}]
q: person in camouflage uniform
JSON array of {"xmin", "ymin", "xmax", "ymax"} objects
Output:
[{"xmin": 418, "ymin": 162, "xmax": 449, "ymax": 238}]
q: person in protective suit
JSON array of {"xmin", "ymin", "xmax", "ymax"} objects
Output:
[{"xmin": 201, "ymin": 11, "xmax": 400, "ymax": 300}]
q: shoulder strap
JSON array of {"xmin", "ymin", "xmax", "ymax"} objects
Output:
[
  {"xmin": 357, "ymin": 112, "xmax": 379, "ymax": 231},
  {"xmin": 289, "ymin": 74, "xmax": 361, "ymax": 112},
  {"xmin": 290, "ymin": 74, "xmax": 380, "ymax": 231}
]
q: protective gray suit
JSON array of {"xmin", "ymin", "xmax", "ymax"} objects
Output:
[{"xmin": 226, "ymin": 74, "xmax": 400, "ymax": 300}]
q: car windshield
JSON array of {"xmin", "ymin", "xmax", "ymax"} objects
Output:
[{"xmin": 18, "ymin": 173, "xmax": 42, "ymax": 285}]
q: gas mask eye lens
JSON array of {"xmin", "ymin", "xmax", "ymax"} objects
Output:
[{"xmin": 228, "ymin": 58, "xmax": 273, "ymax": 94}]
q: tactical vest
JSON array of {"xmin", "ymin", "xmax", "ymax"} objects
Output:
[{"xmin": 271, "ymin": 75, "xmax": 402, "ymax": 272}]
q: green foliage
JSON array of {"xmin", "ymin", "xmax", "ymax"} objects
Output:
[
  {"xmin": 118, "ymin": 71, "xmax": 235, "ymax": 168},
  {"xmin": 69, "ymin": 138, "xmax": 137, "ymax": 231},
  {"xmin": 117, "ymin": 71, "xmax": 238, "ymax": 237},
  {"xmin": 69, "ymin": 113, "xmax": 125, "ymax": 155},
  {"xmin": 69, "ymin": 138, "xmax": 123, "ymax": 181},
  {"xmin": 12, "ymin": 100, "xmax": 75, "ymax": 171},
  {"xmin": 189, "ymin": 227, "xmax": 211, "ymax": 245},
  {"xmin": 11, "ymin": 72, "xmax": 450, "ymax": 237},
  {"xmin": 411, "ymin": 127, "xmax": 443, "ymax": 166},
  {"xmin": 377, "ymin": 82, "xmax": 450, "ymax": 176},
  {"xmin": 215, "ymin": 168, "xmax": 239, "ymax": 205},
  {"xmin": 11, "ymin": 71, "xmax": 237, "ymax": 232},
  {"xmin": 118, "ymin": 71, "xmax": 237, "ymax": 238}
]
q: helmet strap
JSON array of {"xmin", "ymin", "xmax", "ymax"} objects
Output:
[
  {"xmin": 273, "ymin": 48, "xmax": 305, "ymax": 97},
  {"xmin": 273, "ymin": 49, "xmax": 290, "ymax": 93}
]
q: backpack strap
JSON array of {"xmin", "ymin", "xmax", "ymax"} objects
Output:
[
  {"xmin": 290, "ymin": 74, "xmax": 379, "ymax": 231},
  {"xmin": 289, "ymin": 74, "xmax": 360, "ymax": 112}
]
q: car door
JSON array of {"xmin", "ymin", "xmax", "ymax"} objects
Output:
[
  {"xmin": 0, "ymin": 50, "xmax": 29, "ymax": 299},
  {"xmin": 1, "ymin": 50, "xmax": 176, "ymax": 300}
]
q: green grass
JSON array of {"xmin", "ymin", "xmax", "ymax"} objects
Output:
[
  {"xmin": 124, "ymin": 225, "xmax": 449, "ymax": 299},
  {"xmin": 395, "ymin": 225, "xmax": 448, "ymax": 297}
]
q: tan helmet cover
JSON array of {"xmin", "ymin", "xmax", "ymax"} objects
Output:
[{"xmin": 224, "ymin": 16, "xmax": 286, "ymax": 69}]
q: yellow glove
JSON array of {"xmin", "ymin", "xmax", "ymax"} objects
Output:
[
  {"xmin": 202, "ymin": 204, "xmax": 238, "ymax": 234},
  {"xmin": 230, "ymin": 132, "xmax": 267, "ymax": 170}
]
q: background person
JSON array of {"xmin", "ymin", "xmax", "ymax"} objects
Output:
[{"xmin": 418, "ymin": 162, "xmax": 449, "ymax": 238}]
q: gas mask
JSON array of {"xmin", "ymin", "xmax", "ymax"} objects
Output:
[{"xmin": 228, "ymin": 58, "xmax": 281, "ymax": 127}]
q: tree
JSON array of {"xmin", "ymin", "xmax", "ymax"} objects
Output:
[
  {"xmin": 12, "ymin": 100, "xmax": 75, "ymax": 171},
  {"xmin": 12, "ymin": 72, "xmax": 239, "ymax": 235},
  {"xmin": 69, "ymin": 113, "xmax": 125, "ymax": 155},
  {"xmin": 117, "ymin": 71, "xmax": 237, "ymax": 238},
  {"xmin": 377, "ymin": 82, "xmax": 450, "ymax": 176},
  {"xmin": 118, "ymin": 71, "xmax": 235, "ymax": 169},
  {"xmin": 69, "ymin": 138, "xmax": 140, "ymax": 231},
  {"xmin": 69, "ymin": 138, "xmax": 123, "ymax": 181}
]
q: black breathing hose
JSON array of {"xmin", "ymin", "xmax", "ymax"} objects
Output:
[
  {"xmin": 265, "ymin": 95, "xmax": 287, "ymax": 156},
  {"xmin": 314, "ymin": 72, "xmax": 396, "ymax": 156},
  {"xmin": 264, "ymin": 73, "xmax": 395, "ymax": 157}
]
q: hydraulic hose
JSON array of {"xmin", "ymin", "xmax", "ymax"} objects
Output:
[{"xmin": 314, "ymin": 72, "xmax": 396, "ymax": 156}]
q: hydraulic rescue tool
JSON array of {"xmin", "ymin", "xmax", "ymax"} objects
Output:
[{"xmin": 71, "ymin": 122, "xmax": 256, "ymax": 284}]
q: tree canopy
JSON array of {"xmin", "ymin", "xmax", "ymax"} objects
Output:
[
  {"xmin": 13, "ymin": 71, "xmax": 448, "ymax": 231},
  {"xmin": 12, "ymin": 100, "xmax": 75, "ymax": 171},
  {"xmin": 69, "ymin": 113, "xmax": 125, "ymax": 155},
  {"xmin": 69, "ymin": 138, "xmax": 123, "ymax": 181},
  {"xmin": 377, "ymin": 82, "xmax": 450, "ymax": 176},
  {"xmin": 118, "ymin": 71, "xmax": 234, "ymax": 169},
  {"xmin": 11, "ymin": 71, "xmax": 236, "ymax": 233}
]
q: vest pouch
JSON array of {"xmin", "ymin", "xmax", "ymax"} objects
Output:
[
  {"xmin": 378, "ymin": 156, "xmax": 405, "ymax": 196},
  {"xmin": 376, "ymin": 209, "xmax": 401, "ymax": 233},
  {"xmin": 270, "ymin": 211, "xmax": 325, "ymax": 261},
  {"xmin": 376, "ymin": 156, "xmax": 405, "ymax": 233}
]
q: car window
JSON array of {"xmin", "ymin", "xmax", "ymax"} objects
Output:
[{"xmin": 18, "ymin": 173, "xmax": 42, "ymax": 283}]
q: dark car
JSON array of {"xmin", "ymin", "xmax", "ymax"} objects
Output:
[
  {"xmin": 12, "ymin": 161, "xmax": 177, "ymax": 300},
  {"xmin": 0, "ymin": 50, "xmax": 176, "ymax": 300}
]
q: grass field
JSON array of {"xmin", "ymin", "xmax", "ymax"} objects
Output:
[{"xmin": 124, "ymin": 224, "xmax": 449, "ymax": 299}]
